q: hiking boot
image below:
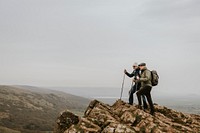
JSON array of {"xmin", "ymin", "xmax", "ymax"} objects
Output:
[
  {"xmin": 143, "ymin": 102, "xmax": 148, "ymax": 110},
  {"xmin": 128, "ymin": 103, "xmax": 133, "ymax": 105},
  {"xmin": 150, "ymin": 111, "xmax": 155, "ymax": 116},
  {"xmin": 136, "ymin": 105, "xmax": 142, "ymax": 109}
]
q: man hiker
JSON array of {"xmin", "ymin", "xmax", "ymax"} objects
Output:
[
  {"xmin": 124, "ymin": 63, "xmax": 147, "ymax": 108},
  {"xmin": 135, "ymin": 63, "xmax": 155, "ymax": 115}
]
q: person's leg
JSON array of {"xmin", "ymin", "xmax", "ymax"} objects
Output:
[
  {"xmin": 142, "ymin": 95, "xmax": 148, "ymax": 109},
  {"xmin": 144, "ymin": 87, "xmax": 155, "ymax": 115},
  {"xmin": 137, "ymin": 86, "xmax": 148, "ymax": 109},
  {"xmin": 136, "ymin": 83, "xmax": 141, "ymax": 91},
  {"xmin": 129, "ymin": 91, "xmax": 133, "ymax": 105},
  {"xmin": 129, "ymin": 85, "xmax": 136, "ymax": 105},
  {"xmin": 132, "ymin": 85, "xmax": 137, "ymax": 103},
  {"xmin": 136, "ymin": 83, "xmax": 146, "ymax": 108},
  {"xmin": 136, "ymin": 87, "xmax": 145, "ymax": 106}
]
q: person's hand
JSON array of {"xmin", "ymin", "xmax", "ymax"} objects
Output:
[
  {"xmin": 133, "ymin": 79, "xmax": 138, "ymax": 83},
  {"xmin": 124, "ymin": 69, "xmax": 127, "ymax": 74}
]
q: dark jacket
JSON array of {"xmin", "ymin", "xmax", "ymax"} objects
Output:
[{"xmin": 125, "ymin": 68, "xmax": 140, "ymax": 80}]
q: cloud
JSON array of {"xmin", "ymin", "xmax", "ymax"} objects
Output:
[{"xmin": 0, "ymin": 0, "xmax": 200, "ymax": 96}]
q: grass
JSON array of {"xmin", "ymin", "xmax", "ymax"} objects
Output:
[
  {"xmin": 0, "ymin": 85, "xmax": 90, "ymax": 133},
  {"xmin": 0, "ymin": 126, "xmax": 21, "ymax": 133}
]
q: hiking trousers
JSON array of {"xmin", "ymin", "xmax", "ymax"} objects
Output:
[
  {"xmin": 136, "ymin": 86, "xmax": 154, "ymax": 113},
  {"xmin": 129, "ymin": 84, "xmax": 147, "ymax": 106}
]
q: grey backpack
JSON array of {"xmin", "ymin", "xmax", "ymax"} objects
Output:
[{"xmin": 151, "ymin": 70, "xmax": 159, "ymax": 86}]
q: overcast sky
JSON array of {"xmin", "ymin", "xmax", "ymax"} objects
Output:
[{"xmin": 0, "ymin": 0, "xmax": 200, "ymax": 96}]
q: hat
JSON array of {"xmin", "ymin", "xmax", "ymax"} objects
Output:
[
  {"xmin": 133, "ymin": 62, "xmax": 138, "ymax": 67},
  {"xmin": 138, "ymin": 63, "xmax": 146, "ymax": 66}
]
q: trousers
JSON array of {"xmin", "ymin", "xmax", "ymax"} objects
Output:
[
  {"xmin": 129, "ymin": 83, "xmax": 147, "ymax": 107},
  {"xmin": 136, "ymin": 86, "xmax": 154, "ymax": 113}
]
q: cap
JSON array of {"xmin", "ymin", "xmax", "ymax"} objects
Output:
[{"xmin": 138, "ymin": 63, "xmax": 146, "ymax": 66}]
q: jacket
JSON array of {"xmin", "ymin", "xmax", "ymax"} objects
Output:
[
  {"xmin": 125, "ymin": 68, "xmax": 140, "ymax": 79},
  {"xmin": 138, "ymin": 67, "xmax": 152, "ymax": 87}
]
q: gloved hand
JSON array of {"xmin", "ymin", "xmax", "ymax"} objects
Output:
[{"xmin": 124, "ymin": 69, "xmax": 127, "ymax": 74}]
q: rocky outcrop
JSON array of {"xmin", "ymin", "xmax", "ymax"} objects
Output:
[{"xmin": 55, "ymin": 99, "xmax": 200, "ymax": 133}]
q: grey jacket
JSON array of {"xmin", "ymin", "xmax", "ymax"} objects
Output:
[{"xmin": 138, "ymin": 67, "xmax": 152, "ymax": 87}]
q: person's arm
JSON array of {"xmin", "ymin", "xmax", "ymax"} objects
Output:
[
  {"xmin": 125, "ymin": 72, "xmax": 135, "ymax": 78},
  {"xmin": 124, "ymin": 70, "xmax": 135, "ymax": 78}
]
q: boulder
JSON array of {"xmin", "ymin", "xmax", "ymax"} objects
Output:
[{"xmin": 54, "ymin": 99, "xmax": 200, "ymax": 133}]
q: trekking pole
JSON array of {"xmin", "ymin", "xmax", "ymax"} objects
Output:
[
  {"xmin": 120, "ymin": 73, "xmax": 125, "ymax": 100},
  {"xmin": 134, "ymin": 81, "xmax": 137, "ymax": 104}
]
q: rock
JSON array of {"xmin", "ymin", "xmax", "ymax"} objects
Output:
[
  {"xmin": 55, "ymin": 110, "xmax": 80, "ymax": 133},
  {"xmin": 54, "ymin": 99, "xmax": 200, "ymax": 133}
]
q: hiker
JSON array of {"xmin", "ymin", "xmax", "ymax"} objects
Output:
[
  {"xmin": 124, "ymin": 63, "xmax": 147, "ymax": 108},
  {"xmin": 135, "ymin": 63, "xmax": 155, "ymax": 115}
]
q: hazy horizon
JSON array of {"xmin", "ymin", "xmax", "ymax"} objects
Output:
[
  {"xmin": 1, "ymin": 84, "xmax": 199, "ymax": 115},
  {"xmin": 1, "ymin": 0, "xmax": 200, "ymax": 97}
]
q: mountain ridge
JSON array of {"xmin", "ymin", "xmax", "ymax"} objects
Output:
[
  {"xmin": 0, "ymin": 85, "xmax": 90, "ymax": 133},
  {"xmin": 55, "ymin": 99, "xmax": 200, "ymax": 133}
]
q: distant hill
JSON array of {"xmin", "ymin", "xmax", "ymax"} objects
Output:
[
  {"xmin": 55, "ymin": 99, "xmax": 200, "ymax": 133},
  {"xmin": 0, "ymin": 85, "xmax": 90, "ymax": 133},
  {"xmin": 0, "ymin": 126, "xmax": 21, "ymax": 133},
  {"xmin": 49, "ymin": 87, "xmax": 200, "ymax": 114}
]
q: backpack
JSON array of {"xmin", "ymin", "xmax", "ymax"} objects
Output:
[{"xmin": 151, "ymin": 70, "xmax": 159, "ymax": 86}]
